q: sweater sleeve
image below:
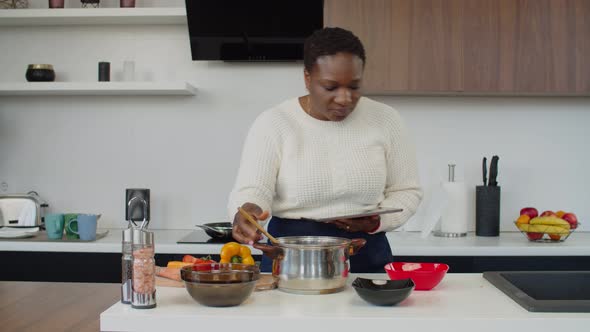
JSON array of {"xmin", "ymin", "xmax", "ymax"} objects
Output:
[
  {"xmin": 373, "ymin": 109, "xmax": 423, "ymax": 232},
  {"xmin": 227, "ymin": 111, "xmax": 281, "ymax": 225}
]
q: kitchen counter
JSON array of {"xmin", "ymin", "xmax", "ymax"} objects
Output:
[
  {"xmin": 1, "ymin": 229, "xmax": 590, "ymax": 256},
  {"xmin": 100, "ymin": 273, "xmax": 590, "ymax": 332},
  {"xmin": 0, "ymin": 281, "xmax": 119, "ymax": 332}
]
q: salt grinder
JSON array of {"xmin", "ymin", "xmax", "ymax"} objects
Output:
[
  {"xmin": 131, "ymin": 228, "xmax": 156, "ymax": 309},
  {"xmin": 121, "ymin": 194, "xmax": 149, "ymax": 305}
]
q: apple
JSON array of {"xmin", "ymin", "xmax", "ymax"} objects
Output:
[
  {"xmin": 520, "ymin": 207, "xmax": 539, "ymax": 219},
  {"xmin": 540, "ymin": 210, "xmax": 556, "ymax": 217},
  {"xmin": 562, "ymin": 213, "xmax": 578, "ymax": 229},
  {"xmin": 526, "ymin": 232, "xmax": 543, "ymax": 241},
  {"xmin": 549, "ymin": 234, "xmax": 562, "ymax": 241}
]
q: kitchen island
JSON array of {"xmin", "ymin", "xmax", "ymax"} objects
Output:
[{"xmin": 100, "ymin": 274, "xmax": 590, "ymax": 332}]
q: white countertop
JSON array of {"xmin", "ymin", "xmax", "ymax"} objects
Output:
[
  {"xmin": 100, "ymin": 273, "xmax": 590, "ymax": 332},
  {"xmin": 1, "ymin": 229, "xmax": 590, "ymax": 256}
]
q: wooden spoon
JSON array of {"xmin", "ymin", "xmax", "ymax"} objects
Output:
[{"xmin": 237, "ymin": 207, "xmax": 279, "ymax": 245}]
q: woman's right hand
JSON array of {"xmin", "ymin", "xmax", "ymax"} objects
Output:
[{"xmin": 232, "ymin": 202, "xmax": 269, "ymax": 245}]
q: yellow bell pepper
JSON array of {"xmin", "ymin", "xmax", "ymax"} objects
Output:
[{"xmin": 220, "ymin": 242, "xmax": 255, "ymax": 265}]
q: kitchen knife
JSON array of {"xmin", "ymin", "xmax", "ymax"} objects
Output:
[
  {"xmin": 489, "ymin": 155, "xmax": 499, "ymax": 186},
  {"xmin": 482, "ymin": 157, "xmax": 487, "ymax": 186}
]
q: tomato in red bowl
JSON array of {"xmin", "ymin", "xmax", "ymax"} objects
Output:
[{"xmin": 384, "ymin": 262, "xmax": 449, "ymax": 290}]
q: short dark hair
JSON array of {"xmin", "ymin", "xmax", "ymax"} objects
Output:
[{"xmin": 303, "ymin": 27, "xmax": 366, "ymax": 72}]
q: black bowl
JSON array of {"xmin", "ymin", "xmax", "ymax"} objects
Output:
[{"xmin": 352, "ymin": 277, "xmax": 414, "ymax": 306}]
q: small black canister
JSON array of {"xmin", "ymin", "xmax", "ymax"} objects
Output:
[
  {"xmin": 98, "ymin": 62, "xmax": 110, "ymax": 81},
  {"xmin": 26, "ymin": 64, "xmax": 55, "ymax": 82}
]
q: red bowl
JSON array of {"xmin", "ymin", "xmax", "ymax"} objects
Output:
[{"xmin": 384, "ymin": 262, "xmax": 449, "ymax": 290}]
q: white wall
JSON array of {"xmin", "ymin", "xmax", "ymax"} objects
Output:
[{"xmin": 1, "ymin": 1, "xmax": 589, "ymax": 232}]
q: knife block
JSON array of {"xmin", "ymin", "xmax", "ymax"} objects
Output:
[{"xmin": 475, "ymin": 186, "xmax": 501, "ymax": 236}]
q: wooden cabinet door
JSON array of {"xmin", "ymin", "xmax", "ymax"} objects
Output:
[
  {"xmin": 325, "ymin": 0, "xmax": 590, "ymax": 94},
  {"xmin": 463, "ymin": 0, "xmax": 590, "ymax": 94},
  {"xmin": 324, "ymin": 0, "xmax": 463, "ymax": 94}
]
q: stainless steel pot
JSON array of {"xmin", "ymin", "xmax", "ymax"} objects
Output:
[{"xmin": 254, "ymin": 236, "xmax": 366, "ymax": 295}]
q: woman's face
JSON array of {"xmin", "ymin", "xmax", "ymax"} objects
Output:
[{"xmin": 304, "ymin": 52, "xmax": 364, "ymax": 122}]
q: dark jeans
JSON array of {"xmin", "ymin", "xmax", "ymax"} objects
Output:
[{"xmin": 260, "ymin": 216, "xmax": 393, "ymax": 273}]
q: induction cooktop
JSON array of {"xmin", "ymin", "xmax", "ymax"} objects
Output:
[{"xmin": 177, "ymin": 230, "xmax": 233, "ymax": 244}]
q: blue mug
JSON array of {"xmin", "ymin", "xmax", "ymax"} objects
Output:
[{"xmin": 67, "ymin": 214, "xmax": 98, "ymax": 241}]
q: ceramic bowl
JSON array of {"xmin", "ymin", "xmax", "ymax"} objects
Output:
[
  {"xmin": 384, "ymin": 262, "xmax": 449, "ymax": 290},
  {"xmin": 352, "ymin": 277, "xmax": 414, "ymax": 306},
  {"xmin": 26, "ymin": 64, "xmax": 55, "ymax": 82}
]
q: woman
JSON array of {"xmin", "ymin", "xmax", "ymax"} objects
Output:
[{"xmin": 228, "ymin": 27, "xmax": 422, "ymax": 273}]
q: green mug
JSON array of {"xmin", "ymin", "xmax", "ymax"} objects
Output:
[
  {"xmin": 45, "ymin": 213, "xmax": 65, "ymax": 240},
  {"xmin": 64, "ymin": 213, "xmax": 79, "ymax": 240}
]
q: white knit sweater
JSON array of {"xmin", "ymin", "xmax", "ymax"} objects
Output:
[{"xmin": 228, "ymin": 97, "xmax": 423, "ymax": 233}]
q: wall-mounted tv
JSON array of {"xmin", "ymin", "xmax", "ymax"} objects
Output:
[{"xmin": 185, "ymin": 0, "xmax": 324, "ymax": 61}]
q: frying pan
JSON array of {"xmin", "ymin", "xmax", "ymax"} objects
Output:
[{"xmin": 195, "ymin": 222, "xmax": 233, "ymax": 240}]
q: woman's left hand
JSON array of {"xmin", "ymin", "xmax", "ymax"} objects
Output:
[{"xmin": 326, "ymin": 215, "xmax": 380, "ymax": 233}]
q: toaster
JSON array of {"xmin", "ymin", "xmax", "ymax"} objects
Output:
[{"xmin": 0, "ymin": 192, "xmax": 47, "ymax": 227}]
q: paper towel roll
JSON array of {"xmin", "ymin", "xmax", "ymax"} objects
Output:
[{"xmin": 440, "ymin": 182, "xmax": 469, "ymax": 234}]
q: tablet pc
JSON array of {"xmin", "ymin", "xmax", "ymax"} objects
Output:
[{"xmin": 316, "ymin": 208, "xmax": 403, "ymax": 222}]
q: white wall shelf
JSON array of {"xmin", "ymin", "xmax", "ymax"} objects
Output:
[
  {"xmin": 0, "ymin": 82, "xmax": 197, "ymax": 96},
  {"xmin": 0, "ymin": 8, "xmax": 186, "ymax": 26}
]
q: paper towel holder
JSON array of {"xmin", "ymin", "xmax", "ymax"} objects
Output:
[{"xmin": 433, "ymin": 164, "xmax": 468, "ymax": 238}]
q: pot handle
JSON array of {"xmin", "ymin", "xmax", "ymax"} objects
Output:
[
  {"xmin": 348, "ymin": 238, "xmax": 367, "ymax": 256},
  {"xmin": 252, "ymin": 243, "xmax": 284, "ymax": 260}
]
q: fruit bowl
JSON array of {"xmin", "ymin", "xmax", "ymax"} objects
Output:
[
  {"xmin": 515, "ymin": 208, "xmax": 579, "ymax": 243},
  {"xmin": 514, "ymin": 221, "xmax": 579, "ymax": 243}
]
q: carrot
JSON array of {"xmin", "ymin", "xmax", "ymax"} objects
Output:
[{"xmin": 167, "ymin": 261, "xmax": 193, "ymax": 269}]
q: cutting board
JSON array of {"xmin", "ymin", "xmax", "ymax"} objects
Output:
[{"xmin": 156, "ymin": 276, "xmax": 184, "ymax": 288}]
